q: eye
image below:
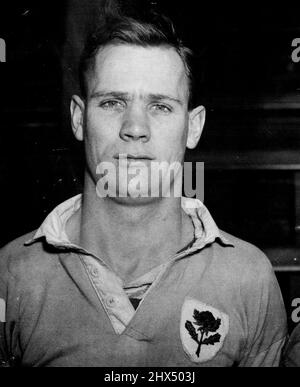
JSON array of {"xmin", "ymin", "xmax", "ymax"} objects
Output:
[
  {"xmin": 150, "ymin": 104, "xmax": 172, "ymax": 114},
  {"xmin": 99, "ymin": 100, "xmax": 126, "ymax": 111}
]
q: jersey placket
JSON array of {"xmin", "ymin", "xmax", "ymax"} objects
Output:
[{"xmin": 80, "ymin": 255, "xmax": 135, "ymax": 335}]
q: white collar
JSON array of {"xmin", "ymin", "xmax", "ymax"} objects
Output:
[{"xmin": 25, "ymin": 195, "xmax": 233, "ymax": 252}]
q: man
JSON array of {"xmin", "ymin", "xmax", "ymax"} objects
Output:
[{"xmin": 0, "ymin": 11, "xmax": 287, "ymax": 367}]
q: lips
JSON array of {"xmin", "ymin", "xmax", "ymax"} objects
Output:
[{"xmin": 114, "ymin": 153, "xmax": 155, "ymax": 161}]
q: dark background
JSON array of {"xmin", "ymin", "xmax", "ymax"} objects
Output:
[{"xmin": 0, "ymin": 0, "xmax": 300, "ymax": 331}]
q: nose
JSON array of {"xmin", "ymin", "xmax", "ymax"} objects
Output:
[{"xmin": 119, "ymin": 105, "xmax": 150, "ymax": 143}]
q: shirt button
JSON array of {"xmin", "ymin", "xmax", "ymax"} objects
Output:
[
  {"xmin": 106, "ymin": 296, "xmax": 116, "ymax": 307},
  {"xmin": 89, "ymin": 266, "xmax": 99, "ymax": 277}
]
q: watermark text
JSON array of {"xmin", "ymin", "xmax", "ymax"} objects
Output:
[
  {"xmin": 95, "ymin": 158, "xmax": 205, "ymax": 204},
  {"xmin": 292, "ymin": 298, "xmax": 300, "ymax": 324}
]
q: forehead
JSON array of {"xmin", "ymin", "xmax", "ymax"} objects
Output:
[{"xmin": 87, "ymin": 44, "xmax": 189, "ymax": 100}]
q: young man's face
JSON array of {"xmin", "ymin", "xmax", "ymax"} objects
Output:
[{"xmin": 71, "ymin": 44, "xmax": 205, "ymax": 201}]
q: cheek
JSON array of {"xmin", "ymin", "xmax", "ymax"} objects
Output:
[
  {"xmin": 85, "ymin": 114, "xmax": 117, "ymax": 158},
  {"xmin": 156, "ymin": 119, "xmax": 188, "ymax": 156}
]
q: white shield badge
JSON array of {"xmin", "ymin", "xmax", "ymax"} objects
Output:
[{"xmin": 180, "ymin": 297, "xmax": 229, "ymax": 363}]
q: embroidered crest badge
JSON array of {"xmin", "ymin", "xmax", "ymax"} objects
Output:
[{"xmin": 180, "ymin": 298, "xmax": 229, "ymax": 363}]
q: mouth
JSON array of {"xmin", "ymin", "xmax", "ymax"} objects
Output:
[{"xmin": 114, "ymin": 153, "xmax": 155, "ymax": 162}]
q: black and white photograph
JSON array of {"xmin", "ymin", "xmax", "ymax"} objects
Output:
[{"xmin": 0, "ymin": 0, "xmax": 300, "ymax": 370}]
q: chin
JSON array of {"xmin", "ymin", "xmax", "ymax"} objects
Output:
[{"xmin": 109, "ymin": 195, "xmax": 161, "ymax": 207}]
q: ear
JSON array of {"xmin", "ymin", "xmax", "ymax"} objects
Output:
[
  {"xmin": 187, "ymin": 105, "xmax": 206, "ymax": 149},
  {"xmin": 70, "ymin": 95, "xmax": 85, "ymax": 142}
]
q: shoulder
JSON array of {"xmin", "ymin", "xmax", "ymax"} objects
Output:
[
  {"xmin": 0, "ymin": 231, "xmax": 56, "ymax": 279},
  {"xmin": 289, "ymin": 323, "xmax": 300, "ymax": 342},
  {"xmin": 0, "ymin": 231, "xmax": 36, "ymax": 253},
  {"xmin": 208, "ymin": 231, "xmax": 286, "ymax": 327},
  {"xmin": 283, "ymin": 324, "xmax": 300, "ymax": 367},
  {"xmin": 0, "ymin": 231, "xmax": 35, "ymax": 264},
  {"xmin": 221, "ymin": 230, "xmax": 272, "ymax": 268},
  {"xmin": 209, "ymin": 230, "xmax": 275, "ymax": 287}
]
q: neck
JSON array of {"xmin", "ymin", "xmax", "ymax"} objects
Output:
[{"xmin": 68, "ymin": 174, "xmax": 194, "ymax": 283}]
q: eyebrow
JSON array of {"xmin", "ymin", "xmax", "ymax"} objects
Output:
[
  {"xmin": 148, "ymin": 93, "xmax": 183, "ymax": 106},
  {"xmin": 90, "ymin": 91, "xmax": 129, "ymax": 100},
  {"xmin": 90, "ymin": 91, "xmax": 184, "ymax": 106}
]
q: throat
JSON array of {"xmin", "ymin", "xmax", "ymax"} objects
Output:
[
  {"xmin": 99, "ymin": 211, "xmax": 194, "ymax": 282},
  {"xmin": 78, "ymin": 195, "xmax": 195, "ymax": 281}
]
